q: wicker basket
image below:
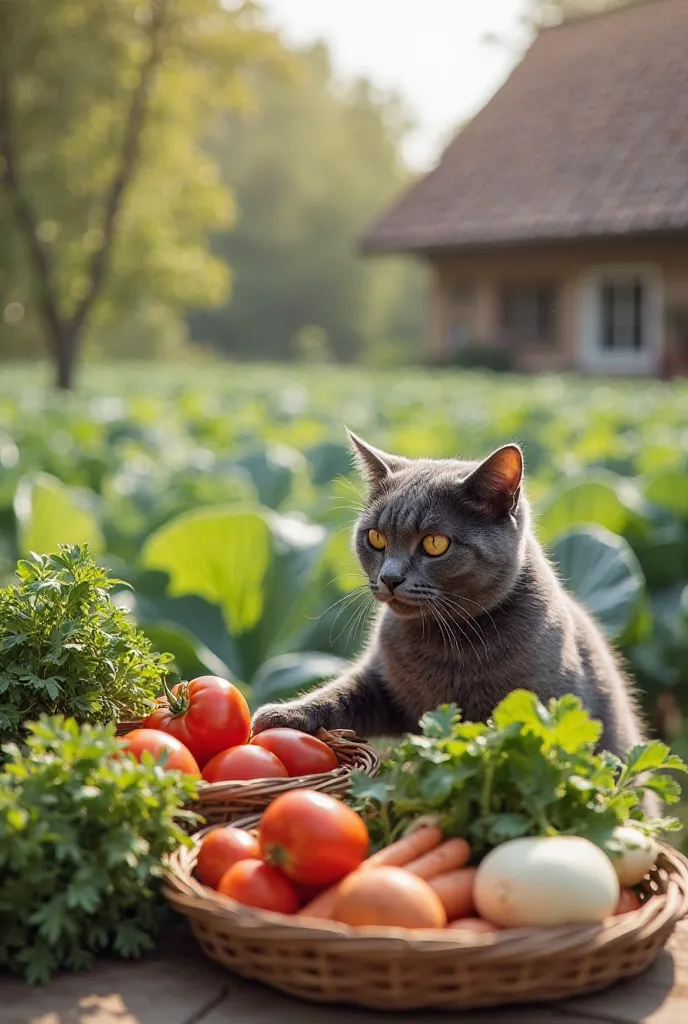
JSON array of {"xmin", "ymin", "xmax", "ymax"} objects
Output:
[
  {"xmin": 116, "ymin": 722, "xmax": 379, "ymax": 825},
  {"xmin": 188, "ymin": 730, "xmax": 379, "ymax": 825},
  {"xmin": 115, "ymin": 718, "xmax": 144, "ymax": 736},
  {"xmin": 164, "ymin": 821, "xmax": 688, "ymax": 1011}
]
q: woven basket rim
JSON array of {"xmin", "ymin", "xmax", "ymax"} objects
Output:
[
  {"xmin": 115, "ymin": 724, "xmax": 380, "ymax": 795},
  {"xmin": 164, "ymin": 823, "xmax": 688, "ymax": 955},
  {"xmin": 196, "ymin": 729, "xmax": 377, "ymax": 795}
]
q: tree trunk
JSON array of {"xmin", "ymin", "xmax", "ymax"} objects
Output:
[
  {"xmin": 1, "ymin": 0, "xmax": 169, "ymax": 391},
  {"xmin": 52, "ymin": 321, "xmax": 78, "ymax": 391}
]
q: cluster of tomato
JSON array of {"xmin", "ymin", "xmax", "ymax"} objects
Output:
[
  {"xmin": 196, "ymin": 789, "xmax": 369, "ymax": 914},
  {"xmin": 120, "ymin": 674, "xmax": 340, "ymax": 782}
]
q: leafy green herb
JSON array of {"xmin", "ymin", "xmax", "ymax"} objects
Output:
[
  {"xmin": 0, "ymin": 715, "xmax": 197, "ymax": 984},
  {"xmin": 349, "ymin": 690, "xmax": 688, "ymax": 857},
  {"xmin": 0, "ymin": 545, "xmax": 173, "ymax": 746}
]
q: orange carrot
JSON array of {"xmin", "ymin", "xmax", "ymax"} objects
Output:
[
  {"xmin": 298, "ymin": 825, "xmax": 443, "ymax": 920},
  {"xmin": 365, "ymin": 825, "xmax": 443, "ymax": 868},
  {"xmin": 428, "ymin": 867, "xmax": 477, "ymax": 921},
  {"xmin": 404, "ymin": 838, "xmax": 471, "ymax": 879}
]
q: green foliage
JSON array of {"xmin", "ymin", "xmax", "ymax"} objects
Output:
[
  {"xmin": 138, "ymin": 507, "xmax": 330, "ymax": 687},
  {"xmin": 0, "ymin": 715, "xmax": 196, "ymax": 984},
  {"xmin": 190, "ymin": 42, "xmax": 424, "ymax": 362},
  {"xmin": 0, "ymin": 0, "xmax": 284, "ymax": 380},
  {"xmin": 537, "ymin": 475, "xmax": 642, "ymax": 545},
  {"xmin": 14, "ymin": 471, "xmax": 104, "ymax": 556},
  {"xmin": 550, "ymin": 526, "xmax": 645, "ymax": 639},
  {"xmin": 251, "ymin": 651, "xmax": 349, "ymax": 705},
  {"xmin": 0, "ymin": 363, "xmax": 686, "ymax": 723},
  {"xmin": 349, "ymin": 692, "xmax": 688, "ymax": 856},
  {"xmin": 0, "ymin": 545, "xmax": 171, "ymax": 744}
]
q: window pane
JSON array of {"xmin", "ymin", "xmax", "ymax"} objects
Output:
[
  {"xmin": 601, "ymin": 283, "xmax": 615, "ymax": 349},
  {"xmin": 632, "ymin": 279, "xmax": 644, "ymax": 351},
  {"xmin": 598, "ymin": 278, "xmax": 646, "ymax": 352},
  {"xmin": 500, "ymin": 284, "xmax": 556, "ymax": 344}
]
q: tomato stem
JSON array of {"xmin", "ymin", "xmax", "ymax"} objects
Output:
[
  {"xmin": 263, "ymin": 842, "xmax": 289, "ymax": 870},
  {"xmin": 161, "ymin": 678, "xmax": 190, "ymax": 717}
]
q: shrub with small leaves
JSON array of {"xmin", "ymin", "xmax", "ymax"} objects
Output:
[
  {"xmin": 0, "ymin": 544, "xmax": 173, "ymax": 746},
  {"xmin": 0, "ymin": 716, "xmax": 197, "ymax": 984}
]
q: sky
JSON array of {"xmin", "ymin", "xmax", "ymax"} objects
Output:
[{"xmin": 261, "ymin": 0, "xmax": 527, "ymax": 170}]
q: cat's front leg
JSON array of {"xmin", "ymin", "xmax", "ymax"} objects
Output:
[{"xmin": 251, "ymin": 657, "xmax": 409, "ymax": 737}]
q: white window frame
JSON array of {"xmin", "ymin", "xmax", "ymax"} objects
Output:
[{"xmin": 578, "ymin": 264, "xmax": 663, "ymax": 375}]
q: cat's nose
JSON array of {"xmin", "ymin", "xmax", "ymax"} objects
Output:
[{"xmin": 381, "ymin": 573, "xmax": 405, "ymax": 592}]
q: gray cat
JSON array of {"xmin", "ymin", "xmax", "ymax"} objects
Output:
[{"xmin": 252, "ymin": 433, "xmax": 647, "ymax": 758}]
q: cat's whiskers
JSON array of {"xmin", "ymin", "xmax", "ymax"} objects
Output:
[
  {"xmin": 434, "ymin": 593, "xmax": 491, "ymax": 651},
  {"xmin": 325, "ymin": 571, "xmax": 368, "ymax": 588},
  {"xmin": 326, "ymin": 585, "xmax": 378, "ymax": 647},
  {"xmin": 329, "ymin": 591, "xmax": 369, "ymax": 644},
  {"xmin": 419, "ymin": 600, "xmax": 427, "ymax": 641},
  {"xmin": 329, "ymin": 503, "xmax": 367, "ymax": 517},
  {"xmin": 439, "ymin": 590, "xmax": 499, "ymax": 636},
  {"xmin": 344, "ymin": 591, "xmax": 376, "ymax": 650},
  {"xmin": 436, "ymin": 591, "xmax": 507, "ymax": 661},
  {"xmin": 434, "ymin": 594, "xmax": 489, "ymax": 671},
  {"xmin": 427, "ymin": 600, "xmax": 457, "ymax": 659},
  {"xmin": 309, "ymin": 586, "xmax": 370, "ymax": 644}
]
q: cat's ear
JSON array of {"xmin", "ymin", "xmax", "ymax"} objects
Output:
[
  {"xmin": 463, "ymin": 445, "xmax": 523, "ymax": 517},
  {"xmin": 346, "ymin": 430, "xmax": 406, "ymax": 487}
]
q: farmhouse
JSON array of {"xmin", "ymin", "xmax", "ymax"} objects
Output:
[{"xmin": 362, "ymin": 0, "xmax": 688, "ymax": 377}]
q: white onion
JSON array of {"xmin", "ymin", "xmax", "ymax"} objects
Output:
[
  {"xmin": 607, "ymin": 826, "xmax": 658, "ymax": 886},
  {"xmin": 474, "ymin": 836, "xmax": 620, "ymax": 927}
]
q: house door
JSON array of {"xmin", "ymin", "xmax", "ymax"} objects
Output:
[{"xmin": 578, "ymin": 267, "xmax": 663, "ymax": 375}]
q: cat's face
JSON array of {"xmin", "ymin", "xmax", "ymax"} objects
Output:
[{"xmin": 349, "ymin": 434, "xmax": 529, "ymax": 619}]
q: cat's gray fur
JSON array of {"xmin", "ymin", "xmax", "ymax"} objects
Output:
[{"xmin": 252, "ymin": 434, "xmax": 647, "ymax": 757}]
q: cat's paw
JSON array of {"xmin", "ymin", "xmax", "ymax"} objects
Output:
[{"xmin": 251, "ymin": 702, "xmax": 320, "ymax": 736}]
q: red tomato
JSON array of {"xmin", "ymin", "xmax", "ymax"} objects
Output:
[
  {"xmin": 614, "ymin": 888, "xmax": 643, "ymax": 915},
  {"xmin": 202, "ymin": 745, "xmax": 288, "ymax": 783},
  {"xmin": 259, "ymin": 790, "xmax": 369, "ymax": 887},
  {"xmin": 250, "ymin": 728, "xmax": 339, "ymax": 777},
  {"xmin": 217, "ymin": 859, "xmax": 300, "ymax": 914},
  {"xmin": 144, "ymin": 675, "xmax": 250, "ymax": 767},
  {"xmin": 120, "ymin": 729, "xmax": 199, "ymax": 776},
  {"xmin": 196, "ymin": 827, "xmax": 260, "ymax": 890}
]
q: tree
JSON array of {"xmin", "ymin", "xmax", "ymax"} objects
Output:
[
  {"xmin": 190, "ymin": 43, "xmax": 424, "ymax": 363},
  {"xmin": 0, "ymin": 0, "xmax": 282, "ymax": 388}
]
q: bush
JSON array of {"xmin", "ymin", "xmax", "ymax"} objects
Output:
[
  {"xmin": 425, "ymin": 343, "xmax": 514, "ymax": 373},
  {"xmin": 0, "ymin": 545, "xmax": 172, "ymax": 746},
  {"xmin": 0, "ymin": 716, "xmax": 197, "ymax": 983}
]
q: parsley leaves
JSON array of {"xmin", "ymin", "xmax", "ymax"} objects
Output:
[
  {"xmin": 0, "ymin": 545, "xmax": 172, "ymax": 746},
  {"xmin": 0, "ymin": 716, "xmax": 197, "ymax": 984},
  {"xmin": 349, "ymin": 690, "xmax": 687, "ymax": 856}
]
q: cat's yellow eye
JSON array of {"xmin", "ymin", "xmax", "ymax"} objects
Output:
[
  {"xmin": 422, "ymin": 534, "xmax": 450, "ymax": 557},
  {"xmin": 367, "ymin": 529, "xmax": 387, "ymax": 551}
]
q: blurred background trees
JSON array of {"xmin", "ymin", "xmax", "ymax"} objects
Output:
[
  {"xmin": 0, "ymin": 0, "xmax": 282, "ymax": 387},
  {"xmin": 189, "ymin": 43, "xmax": 424, "ymax": 364},
  {"xmin": 0, "ymin": 0, "xmax": 424, "ymax": 384}
]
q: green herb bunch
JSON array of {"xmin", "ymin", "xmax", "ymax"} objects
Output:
[
  {"xmin": 350, "ymin": 690, "xmax": 687, "ymax": 856},
  {"xmin": 0, "ymin": 716, "xmax": 197, "ymax": 983},
  {"xmin": 0, "ymin": 545, "xmax": 172, "ymax": 745}
]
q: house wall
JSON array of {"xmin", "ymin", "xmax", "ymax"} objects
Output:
[{"xmin": 430, "ymin": 237, "xmax": 688, "ymax": 375}]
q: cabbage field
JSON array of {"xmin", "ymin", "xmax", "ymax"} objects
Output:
[{"xmin": 0, "ymin": 362, "xmax": 686, "ymax": 743}]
